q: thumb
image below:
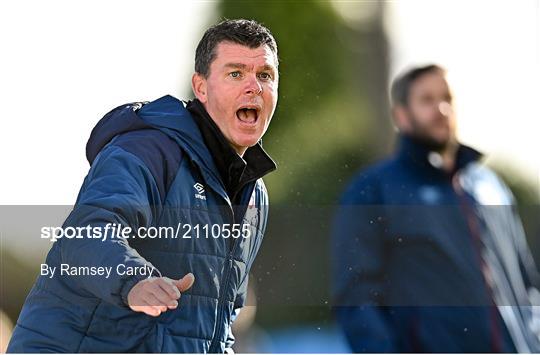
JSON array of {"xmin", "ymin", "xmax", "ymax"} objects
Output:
[{"xmin": 174, "ymin": 273, "xmax": 195, "ymax": 292}]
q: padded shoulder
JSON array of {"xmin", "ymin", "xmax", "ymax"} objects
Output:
[{"xmin": 111, "ymin": 129, "xmax": 183, "ymax": 203}]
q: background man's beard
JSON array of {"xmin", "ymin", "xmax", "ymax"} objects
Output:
[
  {"xmin": 409, "ymin": 132, "xmax": 448, "ymax": 152},
  {"xmin": 407, "ymin": 116, "xmax": 451, "ymax": 152}
]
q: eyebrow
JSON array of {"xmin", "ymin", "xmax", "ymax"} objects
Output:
[
  {"xmin": 224, "ymin": 62, "xmax": 277, "ymax": 74},
  {"xmin": 224, "ymin": 63, "xmax": 248, "ymax": 70}
]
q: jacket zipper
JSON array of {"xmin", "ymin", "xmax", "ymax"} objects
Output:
[
  {"xmin": 208, "ymin": 239, "xmax": 240, "ymax": 352},
  {"xmin": 208, "ymin": 182, "xmax": 257, "ymax": 352}
]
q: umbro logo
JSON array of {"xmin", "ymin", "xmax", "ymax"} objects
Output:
[
  {"xmin": 194, "ymin": 183, "xmax": 205, "ymax": 194},
  {"xmin": 194, "ymin": 183, "xmax": 206, "ymax": 200}
]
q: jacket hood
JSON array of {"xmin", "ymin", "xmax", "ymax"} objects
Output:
[
  {"xmin": 86, "ymin": 101, "xmax": 151, "ymax": 165},
  {"xmin": 86, "ymin": 95, "xmax": 226, "ymax": 197}
]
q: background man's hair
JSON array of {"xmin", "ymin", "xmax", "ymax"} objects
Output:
[
  {"xmin": 390, "ymin": 64, "xmax": 446, "ymax": 107},
  {"xmin": 195, "ymin": 19, "xmax": 278, "ymax": 77}
]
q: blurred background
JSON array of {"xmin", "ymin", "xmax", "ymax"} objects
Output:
[{"xmin": 1, "ymin": 0, "xmax": 539, "ymax": 352}]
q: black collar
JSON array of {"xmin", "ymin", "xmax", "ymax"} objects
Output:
[
  {"xmin": 396, "ymin": 134, "xmax": 482, "ymax": 177},
  {"xmin": 186, "ymin": 99, "xmax": 276, "ymax": 202}
]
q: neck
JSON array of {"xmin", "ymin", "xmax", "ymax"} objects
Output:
[
  {"xmin": 437, "ymin": 139, "xmax": 459, "ymax": 172},
  {"xmin": 441, "ymin": 144, "xmax": 458, "ymax": 171},
  {"xmin": 232, "ymin": 144, "xmax": 247, "ymax": 157}
]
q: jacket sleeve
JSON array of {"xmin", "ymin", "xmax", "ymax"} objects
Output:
[
  {"xmin": 58, "ymin": 143, "xmax": 162, "ymax": 307},
  {"xmin": 331, "ymin": 173, "xmax": 397, "ymax": 352},
  {"xmin": 500, "ymin": 179, "xmax": 540, "ymax": 292}
]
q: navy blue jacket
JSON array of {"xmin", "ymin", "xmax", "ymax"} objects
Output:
[
  {"xmin": 332, "ymin": 136, "xmax": 518, "ymax": 353},
  {"xmin": 8, "ymin": 95, "xmax": 273, "ymax": 353}
]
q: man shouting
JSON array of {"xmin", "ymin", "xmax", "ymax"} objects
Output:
[{"xmin": 8, "ymin": 19, "xmax": 278, "ymax": 353}]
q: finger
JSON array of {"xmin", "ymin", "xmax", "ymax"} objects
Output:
[
  {"xmin": 130, "ymin": 300, "xmax": 162, "ymax": 317},
  {"xmin": 174, "ymin": 273, "xmax": 195, "ymax": 292},
  {"xmin": 145, "ymin": 293, "xmax": 168, "ymax": 313},
  {"xmin": 148, "ymin": 283, "xmax": 178, "ymax": 308},
  {"xmin": 157, "ymin": 278, "xmax": 181, "ymax": 299}
]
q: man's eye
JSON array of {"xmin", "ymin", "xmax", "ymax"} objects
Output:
[
  {"xmin": 229, "ymin": 71, "xmax": 241, "ymax": 78},
  {"xmin": 258, "ymin": 72, "xmax": 272, "ymax": 80}
]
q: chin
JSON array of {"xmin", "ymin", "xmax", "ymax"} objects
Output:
[
  {"xmin": 412, "ymin": 132, "xmax": 447, "ymax": 152},
  {"xmin": 234, "ymin": 130, "xmax": 263, "ymax": 145},
  {"xmin": 236, "ymin": 139, "xmax": 259, "ymax": 149},
  {"xmin": 434, "ymin": 132, "xmax": 451, "ymax": 146}
]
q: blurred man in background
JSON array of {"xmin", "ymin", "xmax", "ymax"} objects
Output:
[{"xmin": 332, "ymin": 64, "xmax": 540, "ymax": 352}]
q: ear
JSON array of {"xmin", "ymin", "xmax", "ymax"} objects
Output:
[
  {"xmin": 191, "ymin": 73, "xmax": 208, "ymax": 104},
  {"xmin": 392, "ymin": 105, "xmax": 411, "ymax": 133}
]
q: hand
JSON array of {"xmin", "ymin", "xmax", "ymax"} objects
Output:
[{"xmin": 127, "ymin": 273, "xmax": 195, "ymax": 317}]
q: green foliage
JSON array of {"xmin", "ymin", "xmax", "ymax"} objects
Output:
[
  {"xmin": 218, "ymin": 0, "xmax": 392, "ymax": 205},
  {"xmin": 216, "ymin": 0, "xmax": 392, "ymax": 327}
]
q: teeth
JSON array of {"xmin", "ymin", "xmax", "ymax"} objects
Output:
[{"xmin": 237, "ymin": 108, "xmax": 257, "ymax": 123}]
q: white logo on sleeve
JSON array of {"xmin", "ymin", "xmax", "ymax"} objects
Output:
[{"xmin": 194, "ymin": 183, "xmax": 206, "ymax": 200}]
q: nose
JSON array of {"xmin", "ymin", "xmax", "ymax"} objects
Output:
[{"xmin": 244, "ymin": 75, "xmax": 263, "ymax": 96}]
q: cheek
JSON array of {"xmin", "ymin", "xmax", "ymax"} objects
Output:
[
  {"xmin": 418, "ymin": 107, "xmax": 438, "ymax": 124},
  {"xmin": 269, "ymin": 84, "xmax": 278, "ymax": 101},
  {"xmin": 208, "ymin": 80, "xmax": 229, "ymax": 102},
  {"xmin": 409, "ymin": 106, "xmax": 426, "ymax": 123},
  {"xmin": 263, "ymin": 90, "xmax": 278, "ymax": 113},
  {"xmin": 208, "ymin": 89, "xmax": 232, "ymax": 115}
]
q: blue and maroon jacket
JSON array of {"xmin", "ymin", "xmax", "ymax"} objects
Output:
[
  {"xmin": 332, "ymin": 135, "xmax": 540, "ymax": 352},
  {"xmin": 8, "ymin": 95, "xmax": 274, "ymax": 353}
]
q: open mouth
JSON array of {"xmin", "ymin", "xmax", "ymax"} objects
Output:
[{"xmin": 236, "ymin": 106, "xmax": 260, "ymax": 125}]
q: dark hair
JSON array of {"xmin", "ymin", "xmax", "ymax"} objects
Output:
[
  {"xmin": 390, "ymin": 64, "xmax": 446, "ymax": 107},
  {"xmin": 195, "ymin": 19, "xmax": 278, "ymax": 77}
]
